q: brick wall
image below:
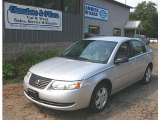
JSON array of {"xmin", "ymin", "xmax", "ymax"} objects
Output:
[{"xmin": 3, "ymin": 42, "xmax": 74, "ymax": 62}]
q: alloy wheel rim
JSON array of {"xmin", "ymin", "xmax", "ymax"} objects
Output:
[
  {"xmin": 146, "ymin": 68, "xmax": 151, "ymax": 82},
  {"xmin": 95, "ymin": 87, "xmax": 108, "ymax": 109}
]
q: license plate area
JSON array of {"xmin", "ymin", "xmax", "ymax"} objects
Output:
[{"xmin": 27, "ymin": 89, "xmax": 39, "ymax": 100}]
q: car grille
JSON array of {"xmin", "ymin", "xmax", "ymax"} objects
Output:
[{"xmin": 29, "ymin": 74, "xmax": 52, "ymax": 89}]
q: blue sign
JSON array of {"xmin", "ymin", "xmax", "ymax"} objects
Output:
[{"xmin": 85, "ymin": 4, "xmax": 108, "ymax": 21}]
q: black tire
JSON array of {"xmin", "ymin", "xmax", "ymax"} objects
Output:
[
  {"xmin": 142, "ymin": 65, "xmax": 152, "ymax": 84},
  {"xmin": 89, "ymin": 83, "xmax": 109, "ymax": 113}
]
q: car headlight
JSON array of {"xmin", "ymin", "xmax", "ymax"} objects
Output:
[
  {"xmin": 26, "ymin": 71, "xmax": 32, "ymax": 77},
  {"xmin": 52, "ymin": 81, "xmax": 83, "ymax": 90}
]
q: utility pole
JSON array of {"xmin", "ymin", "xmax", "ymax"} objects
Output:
[{"xmin": 125, "ymin": 0, "xmax": 127, "ymax": 4}]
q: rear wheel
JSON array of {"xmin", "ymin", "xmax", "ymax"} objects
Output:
[
  {"xmin": 142, "ymin": 66, "xmax": 152, "ymax": 84},
  {"xmin": 89, "ymin": 83, "xmax": 109, "ymax": 113}
]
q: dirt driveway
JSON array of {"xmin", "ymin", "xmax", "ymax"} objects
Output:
[{"xmin": 3, "ymin": 44, "xmax": 158, "ymax": 120}]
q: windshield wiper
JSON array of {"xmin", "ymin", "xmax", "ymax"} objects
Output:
[
  {"xmin": 77, "ymin": 57, "xmax": 90, "ymax": 61},
  {"xmin": 77, "ymin": 57, "xmax": 101, "ymax": 63},
  {"xmin": 60, "ymin": 55, "xmax": 76, "ymax": 59},
  {"xmin": 60, "ymin": 55, "xmax": 101, "ymax": 63}
]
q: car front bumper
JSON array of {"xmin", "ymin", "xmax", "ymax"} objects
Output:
[{"xmin": 23, "ymin": 75, "xmax": 95, "ymax": 111}]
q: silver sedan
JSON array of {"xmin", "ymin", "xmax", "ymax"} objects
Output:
[{"xmin": 23, "ymin": 37, "xmax": 153, "ymax": 112}]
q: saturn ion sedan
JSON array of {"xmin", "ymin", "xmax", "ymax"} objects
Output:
[{"xmin": 23, "ymin": 37, "xmax": 153, "ymax": 112}]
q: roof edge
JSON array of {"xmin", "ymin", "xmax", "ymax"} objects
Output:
[{"xmin": 107, "ymin": 0, "xmax": 133, "ymax": 9}]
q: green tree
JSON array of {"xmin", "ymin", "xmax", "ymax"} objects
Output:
[{"xmin": 129, "ymin": 1, "xmax": 158, "ymax": 38}]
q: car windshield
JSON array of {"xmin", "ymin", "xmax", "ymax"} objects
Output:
[{"xmin": 60, "ymin": 40, "xmax": 117, "ymax": 63}]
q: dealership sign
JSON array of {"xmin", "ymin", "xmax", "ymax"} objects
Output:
[
  {"xmin": 85, "ymin": 4, "xmax": 108, "ymax": 21},
  {"xmin": 4, "ymin": 2, "xmax": 62, "ymax": 31}
]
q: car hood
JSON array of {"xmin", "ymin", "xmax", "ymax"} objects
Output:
[{"xmin": 29, "ymin": 57, "xmax": 107, "ymax": 81}]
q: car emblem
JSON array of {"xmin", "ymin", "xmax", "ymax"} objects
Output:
[{"xmin": 35, "ymin": 80, "xmax": 40, "ymax": 85}]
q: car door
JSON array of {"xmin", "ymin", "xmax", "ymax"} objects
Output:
[
  {"xmin": 112, "ymin": 41, "xmax": 136, "ymax": 91},
  {"xmin": 130, "ymin": 40, "xmax": 148, "ymax": 80}
]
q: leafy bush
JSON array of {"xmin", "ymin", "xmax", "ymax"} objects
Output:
[
  {"xmin": 3, "ymin": 50, "xmax": 58, "ymax": 84},
  {"xmin": 3, "ymin": 63, "xmax": 16, "ymax": 79},
  {"xmin": 39, "ymin": 50, "xmax": 58, "ymax": 61},
  {"xmin": 16, "ymin": 50, "xmax": 58, "ymax": 66},
  {"xmin": 16, "ymin": 64, "xmax": 30, "ymax": 78},
  {"xmin": 16, "ymin": 52, "xmax": 38, "ymax": 66}
]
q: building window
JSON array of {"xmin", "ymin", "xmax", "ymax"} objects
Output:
[
  {"xmin": 63, "ymin": 0, "xmax": 80, "ymax": 14},
  {"xmin": 34, "ymin": 0, "xmax": 60, "ymax": 10},
  {"xmin": 113, "ymin": 28, "xmax": 121, "ymax": 36},
  {"xmin": 89, "ymin": 26, "xmax": 100, "ymax": 34}
]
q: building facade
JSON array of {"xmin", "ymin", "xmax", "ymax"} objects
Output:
[
  {"xmin": 84, "ymin": 0, "xmax": 130, "ymax": 37},
  {"xmin": 3, "ymin": 0, "xmax": 131, "ymax": 61}
]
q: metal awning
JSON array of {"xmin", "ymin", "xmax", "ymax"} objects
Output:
[{"xmin": 124, "ymin": 21, "xmax": 141, "ymax": 29}]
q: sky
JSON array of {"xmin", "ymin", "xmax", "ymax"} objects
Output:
[{"xmin": 115, "ymin": 0, "xmax": 158, "ymax": 8}]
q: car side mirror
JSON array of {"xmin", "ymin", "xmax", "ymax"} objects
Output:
[{"xmin": 115, "ymin": 57, "xmax": 129, "ymax": 64}]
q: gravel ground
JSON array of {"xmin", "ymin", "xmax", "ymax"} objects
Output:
[{"xmin": 3, "ymin": 44, "xmax": 158, "ymax": 120}]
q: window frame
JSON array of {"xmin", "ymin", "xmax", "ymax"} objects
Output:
[
  {"xmin": 88, "ymin": 25, "xmax": 100, "ymax": 35},
  {"xmin": 113, "ymin": 28, "xmax": 121, "ymax": 36}
]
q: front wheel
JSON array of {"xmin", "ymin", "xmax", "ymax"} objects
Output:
[
  {"xmin": 89, "ymin": 83, "xmax": 109, "ymax": 113},
  {"xmin": 142, "ymin": 66, "xmax": 152, "ymax": 84}
]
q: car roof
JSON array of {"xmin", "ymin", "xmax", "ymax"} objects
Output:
[{"xmin": 83, "ymin": 36, "xmax": 138, "ymax": 43}]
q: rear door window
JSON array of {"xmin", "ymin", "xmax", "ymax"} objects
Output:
[{"xmin": 131, "ymin": 40, "xmax": 146, "ymax": 56}]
